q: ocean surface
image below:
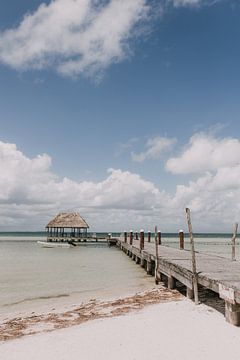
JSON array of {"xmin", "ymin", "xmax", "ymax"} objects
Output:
[{"xmin": 0, "ymin": 232, "xmax": 239, "ymax": 320}]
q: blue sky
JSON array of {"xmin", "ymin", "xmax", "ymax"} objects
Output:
[{"xmin": 0, "ymin": 0, "xmax": 240, "ymax": 231}]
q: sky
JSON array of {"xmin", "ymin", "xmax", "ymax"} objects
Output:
[{"xmin": 0, "ymin": 0, "xmax": 240, "ymax": 232}]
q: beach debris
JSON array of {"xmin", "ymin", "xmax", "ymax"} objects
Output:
[{"xmin": 0, "ymin": 287, "xmax": 182, "ymax": 342}]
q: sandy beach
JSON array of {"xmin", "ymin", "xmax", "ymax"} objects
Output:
[{"xmin": 1, "ymin": 286, "xmax": 240, "ymax": 360}]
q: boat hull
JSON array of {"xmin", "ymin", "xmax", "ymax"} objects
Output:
[{"xmin": 37, "ymin": 241, "xmax": 72, "ymax": 248}]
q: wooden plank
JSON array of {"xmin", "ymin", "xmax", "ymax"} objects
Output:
[{"xmin": 118, "ymin": 238, "xmax": 240, "ymax": 304}]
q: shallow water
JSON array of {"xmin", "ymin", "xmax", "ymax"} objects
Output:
[
  {"xmin": 0, "ymin": 233, "xmax": 239, "ymax": 319},
  {"xmin": 160, "ymin": 236, "xmax": 240, "ymax": 259},
  {"xmin": 0, "ymin": 239, "xmax": 154, "ymax": 319}
]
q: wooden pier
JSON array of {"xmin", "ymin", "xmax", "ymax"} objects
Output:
[{"xmin": 117, "ymin": 237, "xmax": 240, "ymax": 326}]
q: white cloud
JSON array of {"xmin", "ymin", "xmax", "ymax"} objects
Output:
[
  {"xmin": 170, "ymin": 168, "xmax": 240, "ymax": 230},
  {"xmin": 166, "ymin": 133, "xmax": 240, "ymax": 174},
  {"xmin": 0, "ymin": 140, "xmax": 169, "ymax": 230},
  {"xmin": 0, "ymin": 0, "xmax": 152, "ymax": 78},
  {"xmin": 1, "ymin": 136, "xmax": 240, "ymax": 232},
  {"xmin": 131, "ymin": 136, "xmax": 177, "ymax": 162}
]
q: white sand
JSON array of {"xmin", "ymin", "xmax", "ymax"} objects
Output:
[{"xmin": 1, "ymin": 299, "xmax": 240, "ymax": 360}]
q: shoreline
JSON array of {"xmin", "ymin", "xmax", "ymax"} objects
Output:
[{"xmin": 0, "ymin": 286, "xmax": 182, "ymax": 342}]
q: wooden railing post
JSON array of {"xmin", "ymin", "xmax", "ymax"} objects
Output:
[
  {"xmin": 232, "ymin": 223, "xmax": 238, "ymax": 261},
  {"xmin": 124, "ymin": 231, "xmax": 127, "ymax": 243},
  {"xmin": 179, "ymin": 230, "xmax": 184, "ymax": 250},
  {"xmin": 140, "ymin": 230, "xmax": 144, "ymax": 250},
  {"xmin": 148, "ymin": 231, "xmax": 151, "ymax": 243},
  {"xmin": 129, "ymin": 230, "xmax": 133, "ymax": 245},
  {"xmin": 157, "ymin": 230, "xmax": 161, "ymax": 245},
  {"xmin": 186, "ymin": 208, "xmax": 199, "ymax": 305},
  {"xmin": 155, "ymin": 225, "xmax": 159, "ymax": 284}
]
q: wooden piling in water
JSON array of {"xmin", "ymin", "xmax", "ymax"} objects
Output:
[{"xmin": 179, "ymin": 230, "xmax": 184, "ymax": 250}]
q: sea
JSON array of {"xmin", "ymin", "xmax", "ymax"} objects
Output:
[{"xmin": 0, "ymin": 232, "xmax": 238, "ymax": 320}]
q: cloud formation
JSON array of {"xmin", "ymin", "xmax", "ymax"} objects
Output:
[
  {"xmin": 131, "ymin": 136, "xmax": 177, "ymax": 162},
  {"xmin": 166, "ymin": 134, "xmax": 240, "ymax": 174},
  {"xmin": 0, "ymin": 140, "xmax": 169, "ymax": 230},
  {"xmin": 1, "ymin": 133, "xmax": 240, "ymax": 232},
  {"xmin": 0, "ymin": 0, "xmax": 152, "ymax": 78}
]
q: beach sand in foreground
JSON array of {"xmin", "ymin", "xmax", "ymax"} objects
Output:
[
  {"xmin": 1, "ymin": 286, "xmax": 240, "ymax": 360},
  {"xmin": 1, "ymin": 299, "xmax": 240, "ymax": 360}
]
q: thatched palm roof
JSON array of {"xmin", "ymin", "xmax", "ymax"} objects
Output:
[{"xmin": 46, "ymin": 212, "xmax": 89, "ymax": 229}]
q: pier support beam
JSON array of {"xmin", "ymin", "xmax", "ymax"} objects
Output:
[
  {"xmin": 168, "ymin": 276, "xmax": 176, "ymax": 290},
  {"xmin": 135, "ymin": 256, "xmax": 140, "ymax": 264},
  {"xmin": 225, "ymin": 302, "xmax": 240, "ymax": 326},
  {"xmin": 147, "ymin": 257, "xmax": 152, "ymax": 275},
  {"xmin": 187, "ymin": 287, "xmax": 194, "ymax": 300}
]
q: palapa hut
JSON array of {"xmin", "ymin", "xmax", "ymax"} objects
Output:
[{"xmin": 46, "ymin": 212, "xmax": 89, "ymax": 242}]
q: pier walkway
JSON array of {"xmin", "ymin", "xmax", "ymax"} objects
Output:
[{"xmin": 117, "ymin": 238, "xmax": 240, "ymax": 326}]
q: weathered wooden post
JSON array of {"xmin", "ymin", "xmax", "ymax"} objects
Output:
[
  {"xmin": 135, "ymin": 231, "xmax": 138, "ymax": 240},
  {"xmin": 186, "ymin": 208, "xmax": 199, "ymax": 305},
  {"xmin": 148, "ymin": 231, "xmax": 151, "ymax": 243},
  {"xmin": 124, "ymin": 231, "xmax": 127, "ymax": 243},
  {"xmin": 147, "ymin": 254, "xmax": 152, "ymax": 274},
  {"xmin": 140, "ymin": 229, "xmax": 144, "ymax": 251},
  {"xmin": 157, "ymin": 230, "xmax": 161, "ymax": 245},
  {"xmin": 155, "ymin": 225, "xmax": 159, "ymax": 284},
  {"xmin": 179, "ymin": 229, "xmax": 184, "ymax": 250},
  {"xmin": 129, "ymin": 230, "xmax": 133, "ymax": 245},
  {"xmin": 232, "ymin": 223, "xmax": 238, "ymax": 262}
]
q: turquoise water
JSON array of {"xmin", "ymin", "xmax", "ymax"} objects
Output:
[
  {"xmin": 0, "ymin": 232, "xmax": 238, "ymax": 320},
  {"xmin": 0, "ymin": 237, "xmax": 154, "ymax": 320}
]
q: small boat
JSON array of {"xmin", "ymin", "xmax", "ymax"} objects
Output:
[{"xmin": 37, "ymin": 241, "xmax": 72, "ymax": 248}]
